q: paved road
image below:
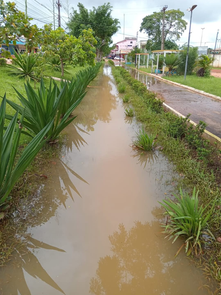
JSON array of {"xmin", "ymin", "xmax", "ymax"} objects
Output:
[{"xmin": 133, "ymin": 70, "xmax": 221, "ymax": 139}]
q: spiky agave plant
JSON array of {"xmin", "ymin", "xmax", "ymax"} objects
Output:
[
  {"xmin": 0, "ymin": 95, "xmax": 52, "ymax": 213},
  {"xmin": 9, "ymin": 51, "xmax": 39, "ymax": 81},
  {"xmin": 160, "ymin": 187, "xmax": 214, "ymax": 256},
  {"xmin": 6, "ymin": 78, "xmax": 85, "ymax": 141}
]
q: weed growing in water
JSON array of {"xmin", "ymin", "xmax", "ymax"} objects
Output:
[
  {"xmin": 125, "ymin": 108, "xmax": 134, "ymax": 117},
  {"xmin": 123, "ymin": 94, "xmax": 130, "ymax": 103},
  {"xmin": 118, "ymin": 83, "xmax": 126, "ymax": 93},
  {"xmin": 160, "ymin": 187, "xmax": 214, "ymax": 256},
  {"xmin": 134, "ymin": 128, "xmax": 155, "ymax": 151}
]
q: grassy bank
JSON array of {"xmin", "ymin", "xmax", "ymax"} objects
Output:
[
  {"xmin": 111, "ymin": 63, "xmax": 221, "ymax": 292},
  {"xmin": 163, "ymin": 74, "xmax": 221, "ymax": 97}
]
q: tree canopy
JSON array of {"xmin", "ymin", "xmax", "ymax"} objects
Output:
[
  {"xmin": 0, "ymin": 0, "xmax": 41, "ymax": 51},
  {"xmin": 140, "ymin": 9, "xmax": 187, "ymax": 49},
  {"xmin": 67, "ymin": 2, "xmax": 120, "ymax": 59}
]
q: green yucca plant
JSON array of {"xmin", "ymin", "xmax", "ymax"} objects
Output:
[
  {"xmin": 6, "ymin": 78, "xmax": 84, "ymax": 141},
  {"xmin": 0, "ymin": 94, "xmax": 52, "ymax": 212},
  {"xmin": 9, "ymin": 51, "xmax": 39, "ymax": 81},
  {"xmin": 125, "ymin": 107, "xmax": 134, "ymax": 117},
  {"xmin": 134, "ymin": 128, "xmax": 155, "ymax": 151},
  {"xmin": 160, "ymin": 187, "xmax": 214, "ymax": 256}
]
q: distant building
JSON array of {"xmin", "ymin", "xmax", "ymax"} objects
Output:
[
  {"xmin": 198, "ymin": 46, "xmax": 208, "ymax": 55},
  {"xmin": 111, "ymin": 37, "xmax": 137, "ymax": 58}
]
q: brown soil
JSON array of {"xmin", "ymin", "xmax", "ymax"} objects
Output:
[{"xmin": 211, "ymin": 69, "xmax": 221, "ymax": 78}]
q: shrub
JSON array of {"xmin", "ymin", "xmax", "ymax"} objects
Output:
[
  {"xmin": 0, "ymin": 58, "xmax": 6, "ymax": 66},
  {"xmin": 165, "ymin": 54, "xmax": 180, "ymax": 72},
  {"xmin": 108, "ymin": 60, "xmax": 114, "ymax": 66},
  {"xmin": 9, "ymin": 51, "xmax": 39, "ymax": 81},
  {"xmin": 195, "ymin": 54, "xmax": 214, "ymax": 77},
  {"xmin": 177, "ymin": 46, "xmax": 198, "ymax": 75},
  {"xmin": 118, "ymin": 83, "xmax": 126, "ymax": 93},
  {"xmin": 160, "ymin": 187, "xmax": 214, "ymax": 256}
]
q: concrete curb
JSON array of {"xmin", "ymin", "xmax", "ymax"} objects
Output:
[
  {"xmin": 134, "ymin": 69, "xmax": 221, "ymax": 147},
  {"xmin": 136, "ymin": 69, "xmax": 221, "ymax": 102}
]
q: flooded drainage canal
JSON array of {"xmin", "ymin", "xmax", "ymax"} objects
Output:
[{"xmin": 0, "ymin": 65, "xmax": 212, "ymax": 294}]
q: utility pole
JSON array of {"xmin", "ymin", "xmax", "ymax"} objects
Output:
[
  {"xmin": 123, "ymin": 14, "xmax": 125, "ymax": 40},
  {"xmin": 200, "ymin": 28, "xmax": 205, "ymax": 46},
  {"xmin": 161, "ymin": 5, "xmax": 168, "ymax": 50},
  {"xmin": 52, "ymin": 0, "xmax": 55, "ymax": 30},
  {"xmin": 57, "ymin": 0, "xmax": 61, "ymax": 28},
  {"xmin": 214, "ymin": 30, "xmax": 219, "ymax": 52},
  {"xmin": 25, "ymin": 0, "xmax": 27, "ymax": 18}
]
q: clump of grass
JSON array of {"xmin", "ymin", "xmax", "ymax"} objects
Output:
[
  {"xmin": 134, "ymin": 128, "xmax": 155, "ymax": 151},
  {"xmin": 123, "ymin": 94, "xmax": 130, "ymax": 103},
  {"xmin": 125, "ymin": 107, "xmax": 134, "ymax": 117},
  {"xmin": 160, "ymin": 187, "xmax": 214, "ymax": 256},
  {"xmin": 118, "ymin": 83, "xmax": 126, "ymax": 93}
]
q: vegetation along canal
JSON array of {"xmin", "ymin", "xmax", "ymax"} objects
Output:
[{"xmin": 0, "ymin": 65, "xmax": 213, "ymax": 294}]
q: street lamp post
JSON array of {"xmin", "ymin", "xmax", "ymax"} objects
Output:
[
  {"xmin": 161, "ymin": 5, "xmax": 168, "ymax": 50},
  {"xmin": 200, "ymin": 27, "xmax": 205, "ymax": 46},
  {"xmin": 184, "ymin": 5, "xmax": 197, "ymax": 80}
]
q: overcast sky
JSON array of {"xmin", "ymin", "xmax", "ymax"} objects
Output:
[{"xmin": 16, "ymin": 0, "xmax": 221, "ymax": 49}]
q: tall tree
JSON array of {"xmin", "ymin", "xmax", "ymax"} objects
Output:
[
  {"xmin": 67, "ymin": 2, "xmax": 120, "ymax": 60},
  {"xmin": 140, "ymin": 9, "xmax": 187, "ymax": 49}
]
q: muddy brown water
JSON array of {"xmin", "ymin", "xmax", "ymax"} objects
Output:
[
  {"xmin": 129, "ymin": 68, "xmax": 221, "ymax": 138},
  {"xmin": 0, "ymin": 65, "xmax": 213, "ymax": 294}
]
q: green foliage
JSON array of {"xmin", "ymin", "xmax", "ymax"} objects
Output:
[
  {"xmin": 134, "ymin": 128, "xmax": 155, "ymax": 151},
  {"xmin": 41, "ymin": 26, "xmax": 97, "ymax": 75},
  {"xmin": 58, "ymin": 63, "xmax": 102, "ymax": 116},
  {"xmin": 123, "ymin": 94, "xmax": 130, "ymax": 103},
  {"xmin": 195, "ymin": 54, "xmax": 214, "ymax": 77},
  {"xmin": 118, "ymin": 83, "xmax": 126, "ymax": 93},
  {"xmin": 124, "ymin": 108, "xmax": 134, "ymax": 117},
  {"xmin": 165, "ymin": 53, "xmax": 180, "ymax": 72},
  {"xmin": 146, "ymin": 39, "xmax": 178, "ymax": 51},
  {"xmin": 160, "ymin": 187, "xmax": 214, "ymax": 256},
  {"xmin": 165, "ymin": 113, "xmax": 189, "ymax": 139},
  {"xmin": 6, "ymin": 78, "xmax": 84, "ymax": 141},
  {"xmin": 108, "ymin": 59, "xmax": 114, "ymax": 66},
  {"xmin": 0, "ymin": 1, "xmax": 41, "ymax": 51},
  {"xmin": 127, "ymin": 47, "xmax": 141, "ymax": 62},
  {"xmin": 1, "ymin": 50, "xmax": 11, "ymax": 59},
  {"xmin": 140, "ymin": 10, "xmax": 187, "ymax": 46},
  {"xmin": 177, "ymin": 46, "xmax": 198, "ymax": 75},
  {"xmin": 0, "ymin": 95, "xmax": 51, "ymax": 209},
  {"xmin": 9, "ymin": 51, "xmax": 39, "ymax": 81},
  {"xmin": 0, "ymin": 58, "xmax": 6, "ymax": 66},
  {"xmin": 67, "ymin": 3, "xmax": 120, "ymax": 59}
]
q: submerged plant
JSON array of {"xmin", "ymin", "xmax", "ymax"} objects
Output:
[
  {"xmin": 123, "ymin": 94, "xmax": 130, "ymax": 103},
  {"xmin": 160, "ymin": 187, "xmax": 214, "ymax": 256},
  {"xmin": 125, "ymin": 108, "xmax": 134, "ymax": 117},
  {"xmin": 134, "ymin": 128, "xmax": 155, "ymax": 151},
  {"xmin": 0, "ymin": 95, "xmax": 51, "ymax": 211}
]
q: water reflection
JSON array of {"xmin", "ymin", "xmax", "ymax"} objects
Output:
[
  {"xmin": 65, "ymin": 124, "xmax": 88, "ymax": 152},
  {"xmin": 75, "ymin": 68, "xmax": 118, "ymax": 132},
  {"xmin": 0, "ymin": 234, "xmax": 65, "ymax": 294},
  {"xmin": 90, "ymin": 208, "xmax": 210, "ymax": 295},
  {"xmin": 131, "ymin": 147, "xmax": 158, "ymax": 169}
]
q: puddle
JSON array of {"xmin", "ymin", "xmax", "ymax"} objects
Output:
[
  {"xmin": 127, "ymin": 67, "xmax": 221, "ymax": 138},
  {"xmin": 0, "ymin": 65, "xmax": 214, "ymax": 294}
]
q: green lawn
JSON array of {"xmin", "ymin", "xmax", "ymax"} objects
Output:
[
  {"xmin": 44, "ymin": 65, "xmax": 86, "ymax": 80},
  {"xmin": 163, "ymin": 74, "xmax": 221, "ymax": 97}
]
